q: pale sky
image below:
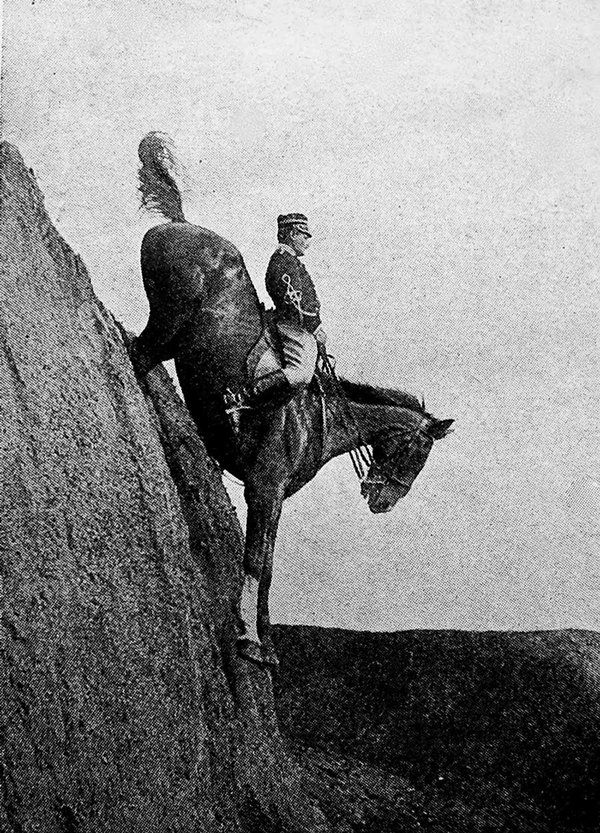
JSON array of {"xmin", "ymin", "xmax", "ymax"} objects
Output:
[{"xmin": 2, "ymin": 0, "xmax": 599, "ymax": 630}]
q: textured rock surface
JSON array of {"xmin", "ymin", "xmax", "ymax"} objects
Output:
[
  {"xmin": 274, "ymin": 626, "xmax": 600, "ymax": 833},
  {"xmin": 0, "ymin": 141, "xmax": 331, "ymax": 833}
]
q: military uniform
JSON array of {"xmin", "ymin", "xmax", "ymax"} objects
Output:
[
  {"xmin": 224, "ymin": 213, "xmax": 323, "ymax": 428},
  {"xmin": 265, "ymin": 241, "xmax": 320, "ymax": 387},
  {"xmin": 266, "ymin": 243, "xmax": 321, "ymax": 333}
]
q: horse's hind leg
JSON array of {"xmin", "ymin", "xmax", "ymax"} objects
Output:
[
  {"xmin": 130, "ymin": 307, "xmax": 182, "ymax": 377},
  {"xmin": 131, "ymin": 263, "xmax": 203, "ymax": 377}
]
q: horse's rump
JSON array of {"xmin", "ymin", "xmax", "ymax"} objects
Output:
[
  {"xmin": 141, "ymin": 221, "xmax": 244, "ymax": 316},
  {"xmin": 136, "ymin": 221, "xmax": 263, "ymax": 381}
]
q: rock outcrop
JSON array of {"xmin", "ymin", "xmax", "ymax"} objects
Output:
[{"xmin": 0, "ymin": 142, "xmax": 330, "ymax": 833}]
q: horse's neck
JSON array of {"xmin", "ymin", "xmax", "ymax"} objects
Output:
[
  {"xmin": 323, "ymin": 400, "xmax": 422, "ymax": 462},
  {"xmin": 323, "ymin": 402, "xmax": 386, "ymax": 461}
]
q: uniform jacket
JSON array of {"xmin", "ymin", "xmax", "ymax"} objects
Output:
[{"xmin": 265, "ymin": 244, "xmax": 322, "ymax": 333}]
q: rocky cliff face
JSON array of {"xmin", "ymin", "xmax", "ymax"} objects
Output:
[{"xmin": 0, "ymin": 142, "xmax": 336, "ymax": 833}]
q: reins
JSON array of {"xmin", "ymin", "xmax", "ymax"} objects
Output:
[{"xmin": 318, "ymin": 347, "xmax": 374, "ymax": 483}]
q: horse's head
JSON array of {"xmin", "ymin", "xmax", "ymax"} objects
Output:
[{"xmin": 361, "ymin": 416, "xmax": 454, "ymax": 513}]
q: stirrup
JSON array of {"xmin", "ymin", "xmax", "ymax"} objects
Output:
[{"xmin": 224, "ymin": 388, "xmax": 251, "ymax": 434}]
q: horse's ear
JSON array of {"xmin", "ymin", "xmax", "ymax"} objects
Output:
[{"xmin": 429, "ymin": 418, "xmax": 454, "ymax": 440}]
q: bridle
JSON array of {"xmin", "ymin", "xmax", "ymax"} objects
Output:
[
  {"xmin": 318, "ymin": 348, "xmax": 433, "ymax": 500},
  {"xmin": 360, "ymin": 421, "xmax": 433, "ymax": 500}
]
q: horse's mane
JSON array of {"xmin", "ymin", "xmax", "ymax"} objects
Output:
[{"xmin": 329, "ymin": 377, "xmax": 424, "ymax": 414}]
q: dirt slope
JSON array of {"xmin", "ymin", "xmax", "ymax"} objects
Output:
[{"xmin": 273, "ymin": 625, "xmax": 600, "ymax": 832}]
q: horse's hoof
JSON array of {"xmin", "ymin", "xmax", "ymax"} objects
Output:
[
  {"xmin": 261, "ymin": 645, "xmax": 280, "ymax": 668},
  {"xmin": 236, "ymin": 636, "xmax": 264, "ymax": 665}
]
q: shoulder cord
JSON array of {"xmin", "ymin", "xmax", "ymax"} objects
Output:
[{"xmin": 281, "ymin": 273, "xmax": 320, "ymax": 318}]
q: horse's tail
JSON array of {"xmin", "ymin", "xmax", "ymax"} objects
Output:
[{"xmin": 137, "ymin": 132, "xmax": 186, "ymax": 222}]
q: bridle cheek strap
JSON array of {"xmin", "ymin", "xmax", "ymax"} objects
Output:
[{"xmin": 361, "ymin": 424, "xmax": 432, "ymax": 498}]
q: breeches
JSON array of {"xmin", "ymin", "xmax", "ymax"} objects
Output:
[{"xmin": 276, "ymin": 322, "xmax": 318, "ymax": 388}]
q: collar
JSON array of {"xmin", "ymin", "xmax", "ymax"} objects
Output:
[{"xmin": 277, "ymin": 243, "xmax": 298, "ymax": 258}]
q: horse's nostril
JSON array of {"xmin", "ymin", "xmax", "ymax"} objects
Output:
[{"xmin": 370, "ymin": 501, "xmax": 392, "ymax": 514}]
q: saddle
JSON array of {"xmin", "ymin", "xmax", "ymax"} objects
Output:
[
  {"xmin": 245, "ymin": 307, "xmax": 327, "ymax": 390},
  {"xmin": 233, "ymin": 308, "xmax": 328, "ymax": 457}
]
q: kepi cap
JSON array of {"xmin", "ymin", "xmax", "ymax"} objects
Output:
[{"xmin": 277, "ymin": 213, "xmax": 312, "ymax": 237}]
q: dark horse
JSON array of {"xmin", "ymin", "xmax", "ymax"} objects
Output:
[{"xmin": 131, "ymin": 133, "xmax": 453, "ymax": 665}]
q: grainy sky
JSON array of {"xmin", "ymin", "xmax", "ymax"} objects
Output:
[{"xmin": 3, "ymin": 0, "xmax": 599, "ymax": 630}]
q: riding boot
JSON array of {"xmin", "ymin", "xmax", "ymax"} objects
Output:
[
  {"xmin": 224, "ymin": 370, "xmax": 293, "ymax": 434},
  {"xmin": 246, "ymin": 369, "xmax": 292, "ymax": 408}
]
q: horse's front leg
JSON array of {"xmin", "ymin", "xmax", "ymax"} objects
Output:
[{"xmin": 237, "ymin": 483, "xmax": 284, "ymax": 664}]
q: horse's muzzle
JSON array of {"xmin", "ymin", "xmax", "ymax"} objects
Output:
[
  {"xmin": 365, "ymin": 481, "xmax": 410, "ymax": 513},
  {"xmin": 369, "ymin": 499, "xmax": 395, "ymax": 514}
]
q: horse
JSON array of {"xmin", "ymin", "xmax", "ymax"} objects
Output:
[{"xmin": 130, "ymin": 132, "xmax": 453, "ymax": 666}]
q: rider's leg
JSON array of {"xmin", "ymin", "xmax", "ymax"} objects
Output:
[
  {"xmin": 277, "ymin": 322, "xmax": 318, "ymax": 390},
  {"xmin": 224, "ymin": 323, "xmax": 317, "ymax": 427},
  {"xmin": 240, "ymin": 321, "xmax": 317, "ymax": 405},
  {"xmin": 246, "ymin": 369, "xmax": 291, "ymax": 405}
]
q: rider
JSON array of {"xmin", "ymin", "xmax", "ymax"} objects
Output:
[{"xmin": 226, "ymin": 213, "xmax": 327, "ymax": 426}]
